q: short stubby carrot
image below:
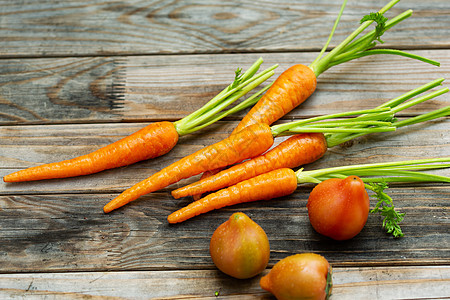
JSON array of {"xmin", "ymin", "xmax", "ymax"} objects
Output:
[
  {"xmin": 103, "ymin": 123, "xmax": 274, "ymax": 213},
  {"xmin": 231, "ymin": 64, "xmax": 317, "ymax": 134},
  {"xmin": 167, "ymin": 168, "xmax": 298, "ymax": 224},
  {"xmin": 4, "ymin": 122, "xmax": 179, "ymax": 182},
  {"xmin": 172, "ymin": 133, "xmax": 327, "ymax": 199},
  {"xmin": 3, "ymin": 58, "xmax": 276, "ymax": 183}
]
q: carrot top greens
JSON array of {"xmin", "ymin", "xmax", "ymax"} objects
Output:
[
  {"xmin": 174, "ymin": 58, "xmax": 277, "ymax": 136},
  {"xmin": 308, "ymin": 0, "xmax": 440, "ymax": 78},
  {"xmin": 268, "ymin": 78, "xmax": 449, "ymax": 143}
]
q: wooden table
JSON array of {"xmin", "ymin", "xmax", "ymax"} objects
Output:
[{"xmin": 1, "ymin": 1, "xmax": 449, "ymax": 298}]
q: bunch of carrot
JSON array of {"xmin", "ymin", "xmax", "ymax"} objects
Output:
[{"xmin": 102, "ymin": 0, "xmax": 444, "ymax": 213}]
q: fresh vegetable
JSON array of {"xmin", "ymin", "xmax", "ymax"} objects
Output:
[
  {"xmin": 193, "ymin": 0, "xmax": 441, "ymax": 198},
  {"xmin": 167, "ymin": 158, "xmax": 450, "ymax": 238},
  {"xmin": 260, "ymin": 253, "xmax": 332, "ymax": 300},
  {"xmin": 172, "ymin": 79, "xmax": 449, "ymax": 199},
  {"xmin": 106, "ymin": 81, "xmax": 449, "ymax": 213},
  {"xmin": 209, "ymin": 212, "xmax": 270, "ymax": 279},
  {"xmin": 3, "ymin": 59, "xmax": 276, "ymax": 183},
  {"xmin": 168, "ymin": 168, "xmax": 298, "ymax": 224},
  {"xmin": 307, "ymin": 176, "xmax": 370, "ymax": 240},
  {"xmin": 103, "ymin": 0, "xmax": 442, "ymax": 213}
]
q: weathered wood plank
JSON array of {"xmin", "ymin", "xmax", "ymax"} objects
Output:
[
  {"xmin": 1, "ymin": 118, "xmax": 449, "ymax": 194},
  {"xmin": 0, "ymin": 184, "xmax": 449, "ymax": 272},
  {"xmin": 0, "ymin": 0, "xmax": 449, "ymax": 58},
  {"xmin": 0, "ymin": 267, "xmax": 448, "ymax": 299},
  {"xmin": 0, "ymin": 50, "xmax": 449, "ymax": 125}
]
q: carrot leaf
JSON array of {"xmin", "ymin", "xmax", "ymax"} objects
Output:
[
  {"xmin": 309, "ymin": 0, "xmax": 440, "ymax": 77},
  {"xmin": 360, "ymin": 12, "xmax": 388, "ymax": 43},
  {"xmin": 367, "ymin": 182, "xmax": 405, "ymax": 238}
]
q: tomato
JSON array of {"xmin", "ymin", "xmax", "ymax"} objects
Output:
[
  {"xmin": 307, "ymin": 175, "xmax": 370, "ymax": 240},
  {"xmin": 260, "ymin": 253, "xmax": 332, "ymax": 300},
  {"xmin": 209, "ymin": 212, "xmax": 270, "ymax": 279}
]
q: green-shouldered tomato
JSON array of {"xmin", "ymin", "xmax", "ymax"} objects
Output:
[
  {"xmin": 260, "ymin": 253, "xmax": 332, "ymax": 300},
  {"xmin": 209, "ymin": 212, "xmax": 270, "ymax": 279}
]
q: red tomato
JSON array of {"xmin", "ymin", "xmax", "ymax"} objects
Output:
[
  {"xmin": 307, "ymin": 175, "xmax": 370, "ymax": 240},
  {"xmin": 260, "ymin": 253, "xmax": 332, "ymax": 300}
]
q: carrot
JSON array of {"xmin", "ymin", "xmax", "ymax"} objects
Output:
[
  {"xmin": 168, "ymin": 168, "xmax": 298, "ymax": 224},
  {"xmin": 172, "ymin": 133, "xmax": 327, "ymax": 199},
  {"xmin": 194, "ymin": 0, "xmax": 441, "ymax": 193},
  {"xmin": 105, "ymin": 81, "xmax": 449, "ymax": 212},
  {"xmin": 231, "ymin": 64, "xmax": 317, "ymax": 135},
  {"xmin": 4, "ymin": 121, "xmax": 178, "ymax": 182},
  {"xmin": 3, "ymin": 59, "xmax": 277, "ymax": 183},
  {"xmin": 167, "ymin": 158, "xmax": 450, "ymax": 225},
  {"xmin": 103, "ymin": 123, "xmax": 274, "ymax": 213},
  {"xmin": 172, "ymin": 80, "xmax": 449, "ymax": 199}
]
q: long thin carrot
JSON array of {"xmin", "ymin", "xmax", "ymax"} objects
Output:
[
  {"xmin": 172, "ymin": 80, "xmax": 449, "ymax": 199},
  {"xmin": 168, "ymin": 168, "xmax": 299, "ymax": 224},
  {"xmin": 104, "ymin": 83, "xmax": 449, "ymax": 212},
  {"xmin": 3, "ymin": 59, "xmax": 276, "ymax": 183},
  {"xmin": 167, "ymin": 158, "xmax": 450, "ymax": 225},
  {"xmin": 195, "ymin": 0, "xmax": 440, "ymax": 192},
  {"xmin": 103, "ymin": 123, "xmax": 274, "ymax": 213}
]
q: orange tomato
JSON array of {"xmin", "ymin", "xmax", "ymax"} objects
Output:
[
  {"xmin": 209, "ymin": 212, "xmax": 270, "ymax": 279},
  {"xmin": 260, "ymin": 253, "xmax": 332, "ymax": 300},
  {"xmin": 307, "ymin": 175, "xmax": 370, "ymax": 240}
]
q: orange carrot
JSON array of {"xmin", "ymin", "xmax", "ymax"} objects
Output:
[
  {"xmin": 168, "ymin": 158, "xmax": 450, "ymax": 224},
  {"xmin": 172, "ymin": 133, "xmax": 327, "ymax": 199},
  {"xmin": 168, "ymin": 168, "xmax": 298, "ymax": 224},
  {"xmin": 4, "ymin": 122, "xmax": 179, "ymax": 182},
  {"xmin": 3, "ymin": 59, "xmax": 276, "ymax": 183},
  {"xmin": 231, "ymin": 64, "xmax": 317, "ymax": 134},
  {"xmin": 103, "ymin": 123, "xmax": 274, "ymax": 213}
]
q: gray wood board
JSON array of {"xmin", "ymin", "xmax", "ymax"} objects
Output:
[{"xmin": 0, "ymin": 50, "xmax": 448, "ymax": 125}]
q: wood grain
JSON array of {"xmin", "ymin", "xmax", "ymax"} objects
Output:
[
  {"xmin": 0, "ymin": 267, "xmax": 448, "ymax": 299},
  {"xmin": 0, "ymin": 185, "xmax": 449, "ymax": 272},
  {"xmin": 0, "ymin": 0, "xmax": 449, "ymax": 58},
  {"xmin": 1, "ymin": 1, "xmax": 449, "ymax": 298},
  {"xmin": 0, "ymin": 50, "xmax": 449, "ymax": 125}
]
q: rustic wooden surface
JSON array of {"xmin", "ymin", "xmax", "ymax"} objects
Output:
[{"xmin": 0, "ymin": 1, "xmax": 449, "ymax": 299}]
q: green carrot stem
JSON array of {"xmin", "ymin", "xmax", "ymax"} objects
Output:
[
  {"xmin": 174, "ymin": 59, "xmax": 277, "ymax": 136},
  {"xmin": 180, "ymin": 58, "xmax": 263, "ymax": 125},
  {"xmin": 338, "ymin": 9, "xmax": 412, "ymax": 56},
  {"xmin": 324, "ymin": 85, "xmax": 449, "ymax": 147},
  {"xmin": 310, "ymin": 0, "xmax": 349, "ymax": 66},
  {"xmin": 376, "ymin": 78, "xmax": 444, "ymax": 109},
  {"xmin": 394, "ymin": 106, "xmax": 450, "ymax": 128},
  {"xmin": 282, "ymin": 126, "xmax": 395, "ymax": 134},
  {"xmin": 270, "ymin": 107, "xmax": 391, "ymax": 136},
  {"xmin": 328, "ymin": 49, "xmax": 440, "ymax": 69},
  {"xmin": 180, "ymin": 83, "xmax": 272, "ymax": 135},
  {"xmin": 295, "ymin": 157, "xmax": 450, "ymax": 184},
  {"xmin": 309, "ymin": 0, "xmax": 401, "ymax": 77},
  {"xmin": 181, "ymin": 68, "xmax": 276, "ymax": 132}
]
